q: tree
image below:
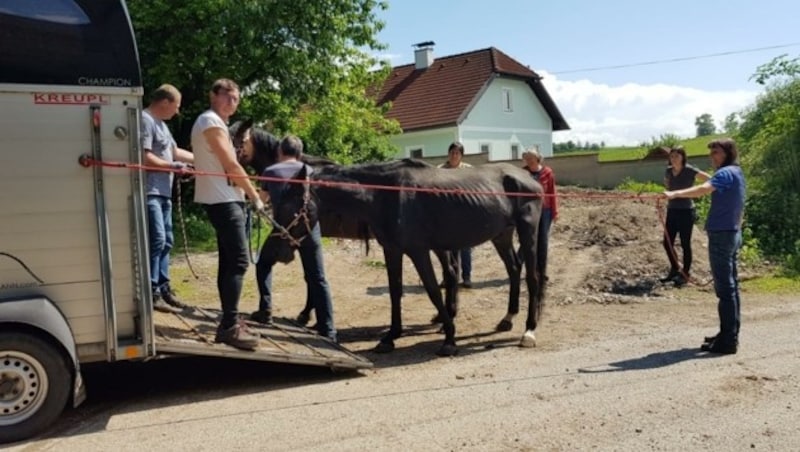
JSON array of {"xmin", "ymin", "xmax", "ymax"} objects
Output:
[
  {"xmin": 127, "ymin": 0, "xmax": 398, "ymax": 162},
  {"xmin": 695, "ymin": 113, "xmax": 716, "ymax": 137},
  {"xmin": 722, "ymin": 112, "xmax": 740, "ymax": 135},
  {"xmin": 738, "ymin": 55, "xmax": 800, "ymax": 272}
]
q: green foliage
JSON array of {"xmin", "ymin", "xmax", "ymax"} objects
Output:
[
  {"xmin": 615, "ymin": 178, "xmax": 663, "ymax": 194},
  {"xmin": 722, "ymin": 112, "xmax": 740, "ymax": 135},
  {"xmin": 736, "ymin": 54, "xmax": 800, "ymax": 273},
  {"xmin": 742, "ymin": 274, "xmax": 800, "ymax": 293},
  {"xmin": 596, "ymin": 135, "xmax": 721, "ymax": 162},
  {"xmin": 127, "ymin": 0, "xmax": 398, "ymax": 161},
  {"xmin": 695, "ymin": 113, "xmax": 716, "ymax": 137},
  {"xmin": 173, "ymin": 211, "xmax": 217, "ymax": 252}
]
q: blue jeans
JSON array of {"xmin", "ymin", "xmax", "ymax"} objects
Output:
[
  {"xmin": 256, "ymin": 223, "xmax": 336, "ymax": 339},
  {"xmin": 204, "ymin": 202, "xmax": 250, "ymax": 328},
  {"xmin": 460, "ymin": 248, "xmax": 472, "ymax": 282},
  {"xmin": 708, "ymin": 230, "xmax": 742, "ymax": 343},
  {"xmin": 147, "ymin": 196, "xmax": 173, "ymax": 295}
]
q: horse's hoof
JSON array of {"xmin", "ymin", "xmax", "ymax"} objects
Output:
[
  {"xmin": 496, "ymin": 319, "xmax": 513, "ymax": 332},
  {"xmin": 374, "ymin": 341, "xmax": 395, "ymax": 353},
  {"xmin": 296, "ymin": 311, "xmax": 311, "ymax": 325},
  {"xmin": 436, "ymin": 344, "xmax": 458, "ymax": 357},
  {"xmin": 519, "ymin": 331, "xmax": 536, "ymax": 348}
]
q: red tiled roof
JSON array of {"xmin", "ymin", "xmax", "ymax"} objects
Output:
[{"xmin": 377, "ymin": 47, "xmax": 569, "ymax": 132}]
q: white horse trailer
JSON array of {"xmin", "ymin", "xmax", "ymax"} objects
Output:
[{"xmin": 0, "ymin": 1, "xmax": 369, "ymax": 443}]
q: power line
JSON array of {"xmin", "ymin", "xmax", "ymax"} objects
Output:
[{"xmin": 551, "ymin": 42, "xmax": 800, "ymax": 75}]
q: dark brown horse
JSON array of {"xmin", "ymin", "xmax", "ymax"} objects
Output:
[{"xmin": 234, "ymin": 123, "xmax": 547, "ymax": 356}]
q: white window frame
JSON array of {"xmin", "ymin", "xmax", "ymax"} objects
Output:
[
  {"xmin": 502, "ymin": 88, "xmax": 513, "ymax": 112},
  {"xmin": 479, "ymin": 142, "xmax": 491, "ymax": 154},
  {"xmin": 510, "ymin": 143, "xmax": 520, "ymax": 160}
]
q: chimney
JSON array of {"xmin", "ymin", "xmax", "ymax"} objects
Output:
[{"xmin": 413, "ymin": 41, "xmax": 435, "ymax": 70}]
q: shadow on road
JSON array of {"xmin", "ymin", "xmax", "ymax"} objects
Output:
[
  {"xmin": 35, "ymin": 356, "xmax": 359, "ymax": 442},
  {"xmin": 577, "ymin": 347, "xmax": 716, "ymax": 373}
]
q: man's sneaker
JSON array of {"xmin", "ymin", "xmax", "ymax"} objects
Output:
[
  {"xmin": 153, "ymin": 294, "xmax": 182, "ymax": 314},
  {"xmin": 161, "ymin": 287, "xmax": 189, "ymax": 309},
  {"xmin": 249, "ymin": 309, "xmax": 273, "ymax": 325},
  {"xmin": 673, "ymin": 274, "xmax": 688, "ymax": 287},
  {"xmin": 700, "ymin": 339, "xmax": 737, "ymax": 355},
  {"xmin": 215, "ymin": 323, "xmax": 259, "ymax": 351},
  {"xmin": 460, "ymin": 280, "xmax": 473, "ymax": 289}
]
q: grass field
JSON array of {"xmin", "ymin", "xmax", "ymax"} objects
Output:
[{"xmin": 555, "ymin": 135, "xmax": 724, "ymax": 162}]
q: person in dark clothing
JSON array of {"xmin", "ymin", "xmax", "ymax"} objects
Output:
[
  {"xmin": 660, "ymin": 146, "xmax": 710, "ymax": 286},
  {"xmin": 249, "ymin": 135, "xmax": 337, "ymax": 342}
]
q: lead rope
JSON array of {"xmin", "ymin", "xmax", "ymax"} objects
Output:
[{"xmin": 176, "ymin": 177, "xmax": 200, "ymax": 280}]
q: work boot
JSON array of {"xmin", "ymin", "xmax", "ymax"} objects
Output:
[
  {"xmin": 659, "ymin": 269, "xmax": 679, "ymax": 283},
  {"xmin": 153, "ymin": 293, "xmax": 181, "ymax": 314},
  {"xmin": 215, "ymin": 322, "xmax": 259, "ymax": 351},
  {"xmin": 460, "ymin": 279, "xmax": 473, "ymax": 289},
  {"xmin": 249, "ymin": 309, "xmax": 274, "ymax": 326},
  {"xmin": 161, "ymin": 286, "xmax": 189, "ymax": 309}
]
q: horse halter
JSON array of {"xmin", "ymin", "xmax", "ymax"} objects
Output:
[{"xmin": 268, "ymin": 174, "xmax": 313, "ymax": 249}]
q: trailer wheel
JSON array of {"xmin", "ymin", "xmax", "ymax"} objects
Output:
[{"xmin": 0, "ymin": 332, "xmax": 71, "ymax": 444}]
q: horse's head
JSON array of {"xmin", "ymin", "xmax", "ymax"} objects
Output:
[
  {"xmin": 230, "ymin": 119, "xmax": 280, "ymax": 175},
  {"xmin": 261, "ymin": 164, "xmax": 318, "ymax": 264}
]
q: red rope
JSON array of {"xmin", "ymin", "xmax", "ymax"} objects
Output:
[
  {"xmin": 85, "ymin": 157, "xmax": 700, "ymax": 285},
  {"xmin": 82, "ymin": 157, "xmax": 662, "ymax": 201}
]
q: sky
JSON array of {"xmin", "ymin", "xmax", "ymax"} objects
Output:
[{"xmin": 375, "ymin": 0, "xmax": 800, "ymax": 146}]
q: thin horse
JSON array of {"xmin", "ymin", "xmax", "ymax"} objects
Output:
[{"xmin": 281, "ymin": 161, "xmax": 546, "ymax": 356}]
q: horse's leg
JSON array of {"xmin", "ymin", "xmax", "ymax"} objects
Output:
[
  {"xmin": 491, "ymin": 230, "xmax": 521, "ymax": 332},
  {"xmin": 431, "ymin": 249, "xmax": 459, "ymax": 323},
  {"xmin": 375, "ymin": 246, "xmax": 404, "ymax": 353},
  {"xmin": 408, "ymin": 250, "xmax": 457, "ymax": 356},
  {"xmin": 518, "ymin": 206, "xmax": 542, "ymax": 348}
]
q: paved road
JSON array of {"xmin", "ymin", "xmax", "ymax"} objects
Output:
[{"xmin": 9, "ymin": 297, "xmax": 800, "ymax": 451}]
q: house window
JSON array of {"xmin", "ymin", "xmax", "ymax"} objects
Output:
[
  {"xmin": 511, "ymin": 144, "xmax": 520, "ymax": 160},
  {"xmin": 502, "ymin": 88, "xmax": 513, "ymax": 112},
  {"xmin": 479, "ymin": 143, "xmax": 491, "ymax": 154},
  {"xmin": 409, "ymin": 148, "xmax": 423, "ymax": 158}
]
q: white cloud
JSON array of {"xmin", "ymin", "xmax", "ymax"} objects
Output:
[{"xmin": 539, "ymin": 71, "xmax": 760, "ymax": 146}]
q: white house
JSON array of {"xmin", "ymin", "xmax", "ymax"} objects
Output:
[{"xmin": 376, "ymin": 43, "xmax": 569, "ymax": 161}]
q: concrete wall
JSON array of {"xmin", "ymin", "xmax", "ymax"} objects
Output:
[{"xmin": 422, "ymin": 153, "xmax": 711, "ymax": 189}]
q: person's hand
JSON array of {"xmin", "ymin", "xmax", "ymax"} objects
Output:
[
  {"xmin": 664, "ymin": 190, "xmax": 676, "ymax": 200},
  {"xmin": 171, "ymin": 161, "xmax": 189, "ymax": 174},
  {"xmin": 252, "ymin": 198, "xmax": 265, "ymax": 214}
]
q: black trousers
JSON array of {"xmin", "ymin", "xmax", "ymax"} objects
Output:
[
  {"xmin": 204, "ymin": 202, "xmax": 249, "ymax": 328},
  {"xmin": 663, "ymin": 208, "xmax": 696, "ymax": 274}
]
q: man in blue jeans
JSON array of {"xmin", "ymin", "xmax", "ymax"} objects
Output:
[
  {"xmin": 248, "ymin": 135, "xmax": 337, "ymax": 342},
  {"xmin": 665, "ymin": 137, "xmax": 746, "ymax": 354},
  {"xmin": 141, "ymin": 84, "xmax": 194, "ymax": 313}
]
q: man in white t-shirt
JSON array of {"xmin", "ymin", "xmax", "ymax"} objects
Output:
[{"xmin": 191, "ymin": 78, "xmax": 263, "ymax": 351}]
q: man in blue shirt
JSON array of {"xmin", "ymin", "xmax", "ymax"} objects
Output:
[
  {"xmin": 665, "ymin": 138, "xmax": 746, "ymax": 354},
  {"xmin": 141, "ymin": 84, "xmax": 194, "ymax": 313}
]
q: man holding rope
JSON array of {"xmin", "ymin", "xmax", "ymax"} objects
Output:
[
  {"xmin": 665, "ymin": 138, "xmax": 745, "ymax": 355},
  {"xmin": 191, "ymin": 79, "xmax": 262, "ymax": 351},
  {"xmin": 141, "ymin": 84, "xmax": 194, "ymax": 313}
]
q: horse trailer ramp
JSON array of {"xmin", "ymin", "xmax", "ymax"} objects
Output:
[{"xmin": 153, "ymin": 307, "xmax": 372, "ymax": 370}]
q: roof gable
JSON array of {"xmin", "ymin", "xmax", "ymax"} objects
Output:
[{"xmin": 377, "ymin": 47, "xmax": 569, "ymax": 132}]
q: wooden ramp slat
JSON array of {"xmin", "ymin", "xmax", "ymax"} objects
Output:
[{"xmin": 153, "ymin": 307, "xmax": 372, "ymax": 370}]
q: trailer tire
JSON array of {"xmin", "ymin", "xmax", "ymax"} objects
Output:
[{"xmin": 0, "ymin": 332, "xmax": 71, "ymax": 444}]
